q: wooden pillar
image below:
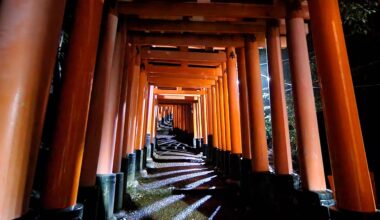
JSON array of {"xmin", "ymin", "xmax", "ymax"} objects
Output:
[
  {"xmin": 212, "ymin": 86, "xmax": 219, "ymax": 149},
  {"xmin": 193, "ymin": 104, "xmax": 198, "ymax": 139},
  {"xmin": 113, "ymin": 22, "xmax": 129, "ymax": 174},
  {"xmin": 123, "ymin": 47, "xmax": 141, "ymax": 156},
  {"xmin": 216, "ymin": 79, "xmax": 225, "ymax": 151},
  {"xmin": 151, "ymin": 97, "xmax": 158, "ymax": 144},
  {"xmin": 308, "ymin": 0, "xmax": 376, "ymax": 212},
  {"xmin": 201, "ymin": 93, "xmax": 208, "ymax": 145},
  {"xmin": 226, "ymin": 47, "xmax": 243, "ymax": 155},
  {"xmin": 134, "ymin": 68, "xmax": 148, "ymax": 151},
  {"xmin": 79, "ymin": 6, "xmax": 118, "ymax": 186},
  {"xmin": 245, "ymin": 36, "xmax": 270, "ymax": 172},
  {"xmin": 145, "ymin": 85, "xmax": 154, "ymax": 147},
  {"xmin": 267, "ymin": 22, "xmax": 293, "ymax": 175},
  {"xmin": 236, "ymin": 48, "xmax": 252, "ymax": 159},
  {"xmin": 0, "ymin": 0, "xmax": 66, "ymax": 217},
  {"xmin": 197, "ymin": 100, "xmax": 203, "ymax": 140},
  {"xmin": 215, "ymin": 80, "xmax": 225, "ymax": 150},
  {"xmin": 207, "ymin": 88, "xmax": 214, "ymax": 138},
  {"xmin": 222, "ymin": 64, "xmax": 232, "ymax": 152},
  {"xmin": 286, "ymin": 6, "xmax": 326, "ymax": 191}
]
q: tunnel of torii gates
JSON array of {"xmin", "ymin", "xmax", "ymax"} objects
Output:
[{"xmin": 0, "ymin": 0, "xmax": 379, "ymax": 219}]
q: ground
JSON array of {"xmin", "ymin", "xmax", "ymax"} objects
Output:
[{"xmin": 123, "ymin": 131, "xmax": 239, "ymax": 220}]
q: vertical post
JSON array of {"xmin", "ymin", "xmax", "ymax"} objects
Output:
[
  {"xmin": 78, "ymin": 5, "xmax": 119, "ymax": 219},
  {"xmin": 226, "ymin": 47, "xmax": 243, "ymax": 178},
  {"xmin": 286, "ymin": 5, "xmax": 326, "ymax": 192},
  {"xmin": 266, "ymin": 22, "xmax": 293, "ymax": 175},
  {"xmin": 226, "ymin": 47, "xmax": 243, "ymax": 155},
  {"xmin": 201, "ymin": 93, "xmax": 208, "ymax": 148},
  {"xmin": 211, "ymin": 86, "xmax": 219, "ymax": 164},
  {"xmin": 236, "ymin": 48, "xmax": 252, "ymax": 160},
  {"xmin": 308, "ymin": 0, "xmax": 376, "ymax": 212},
  {"xmin": 217, "ymin": 78, "xmax": 226, "ymax": 152},
  {"xmin": 145, "ymin": 85, "xmax": 154, "ymax": 164},
  {"xmin": 113, "ymin": 21, "xmax": 129, "ymax": 175},
  {"xmin": 206, "ymin": 88, "xmax": 214, "ymax": 151},
  {"xmin": 134, "ymin": 67, "xmax": 148, "ymax": 173},
  {"xmin": 245, "ymin": 36, "xmax": 270, "ymax": 172},
  {"xmin": 121, "ymin": 46, "xmax": 141, "ymax": 188},
  {"xmin": 79, "ymin": 5, "xmax": 118, "ymax": 186},
  {"xmin": 222, "ymin": 64, "xmax": 232, "ymax": 153},
  {"xmin": 0, "ymin": 0, "xmax": 66, "ymax": 218}
]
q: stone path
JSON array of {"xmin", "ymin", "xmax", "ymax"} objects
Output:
[{"xmin": 124, "ymin": 134, "xmax": 239, "ymax": 220}]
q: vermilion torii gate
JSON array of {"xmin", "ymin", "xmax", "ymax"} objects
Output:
[{"xmin": 0, "ymin": 0, "xmax": 378, "ymax": 219}]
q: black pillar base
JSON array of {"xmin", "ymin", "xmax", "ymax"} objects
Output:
[
  {"xmin": 145, "ymin": 134, "xmax": 152, "ymax": 161},
  {"xmin": 96, "ymin": 174, "xmax": 116, "ymax": 220},
  {"xmin": 213, "ymin": 148, "xmax": 220, "ymax": 169},
  {"xmin": 39, "ymin": 204, "xmax": 84, "ymax": 220},
  {"xmin": 248, "ymin": 172, "xmax": 277, "ymax": 215},
  {"xmin": 274, "ymin": 174, "xmax": 301, "ymax": 191},
  {"xmin": 330, "ymin": 207, "xmax": 380, "ymax": 220},
  {"xmin": 217, "ymin": 150, "xmax": 224, "ymax": 172},
  {"xmin": 143, "ymin": 146, "xmax": 147, "ymax": 169},
  {"xmin": 294, "ymin": 190, "xmax": 334, "ymax": 220},
  {"xmin": 206, "ymin": 135, "xmax": 213, "ymax": 162},
  {"xmin": 223, "ymin": 151, "xmax": 231, "ymax": 177},
  {"xmin": 113, "ymin": 172, "xmax": 124, "ymax": 213},
  {"xmin": 135, "ymin": 149, "xmax": 143, "ymax": 172},
  {"xmin": 240, "ymin": 158, "xmax": 252, "ymax": 193},
  {"xmin": 121, "ymin": 154, "xmax": 136, "ymax": 187},
  {"xmin": 196, "ymin": 138, "xmax": 202, "ymax": 152},
  {"xmin": 202, "ymin": 144, "xmax": 208, "ymax": 158},
  {"xmin": 192, "ymin": 138, "xmax": 197, "ymax": 148},
  {"xmin": 77, "ymin": 186, "xmax": 100, "ymax": 220},
  {"xmin": 229, "ymin": 153, "xmax": 241, "ymax": 180}
]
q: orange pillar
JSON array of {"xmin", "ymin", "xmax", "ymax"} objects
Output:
[
  {"xmin": 193, "ymin": 103, "xmax": 198, "ymax": 141},
  {"xmin": 120, "ymin": 46, "xmax": 141, "ymax": 187},
  {"xmin": 207, "ymin": 88, "xmax": 214, "ymax": 139},
  {"xmin": 286, "ymin": 7, "xmax": 326, "ymax": 192},
  {"xmin": 124, "ymin": 47, "xmax": 141, "ymax": 156},
  {"xmin": 145, "ymin": 85, "xmax": 154, "ymax": 162},
  {"xmin": 245, "ymin": 36, "xmax": 270, "ymax": 172},
  {"xmin": 267, "ymin": 22, "xmax": 293, "ymax": 175},
  {"xmin": 226, "ymin": 47, "xmax": 243, "ymax": 155},
  {"xmin": 42, "ymin": 0, "xmax": 105, "ymax": 213},
  {"xmin": 309, "ymin": 0, "xmax": 376, "ymax": 212},
  {"xmin": 201, "ymin": 93, "xmax": 208, "ymax": 145},
  {"xmin": 222, "ymin": 65, "xmax": 232, "ymax": 153},
  {"xmin": 135, "ymin": 68, "xmax": 148, "ymax": 172},
  {"xmin": 211, "ymin": 86, "xmax": 220, "ymax": 165},
  {"xmin": 205, "ymin": 88, "xmax": 213, "ymax": 162},
  {"xmin": 150, "ymin": 97, "xmax": 158, "ymax": 145},
  {"xmin": 79, "ymin": 6, "xmax": 119, "ymax": 219},
  {"xmin": 79, "ymin": 6, "xmax": 118, "ymax": 186},
  {"xmin": 113, "ymin": 21, "xmax": 128, "ymax": 174},
  {"xmin": 197, "ymin": 100, "xmax": 203, "ymax": 142},
  {"xmin": 215, "ymin": 81, "xmax": 225, "ymax": 151},
  {"xmin": 236, "ymin": 48, "xmax": 252, "ymax": 159},
  {"xmin": 0, "ymin": 0, "xmax": 66, "ymax": 218},
  {"xmin": 226, "ymin": 47, "xmax": 243, "ymax": 178},
  {"xmin": 217, "ymin": 77, "xmax": 227, "ymax": 151}
]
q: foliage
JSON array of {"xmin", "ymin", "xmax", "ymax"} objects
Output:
[{"xmin": 339, "ymin": 0, "xmax": 378, "ymax": 36}]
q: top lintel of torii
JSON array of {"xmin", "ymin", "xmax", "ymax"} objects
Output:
[{"xmin": 117, "ymin": 0, "xmax": 310, "ymax": 21}]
